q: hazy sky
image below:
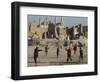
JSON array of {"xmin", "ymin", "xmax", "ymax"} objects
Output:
[{"xmin": 28, "ymin": 15, "xmax": 88, "ymax": 27}]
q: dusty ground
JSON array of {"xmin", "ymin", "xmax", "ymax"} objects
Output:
[{"xmin": 28, "ymin": 38, "xmax": 88, "ymax": 67}]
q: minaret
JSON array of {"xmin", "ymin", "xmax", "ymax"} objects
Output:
[
  {"xmin": 55, "ymin": 17, "xmax": 57, "ymax": 24},
  {"xmin": 61, "ymin": 16, "xmax": 63, "ymax": 25},
  {"xmin": 44, "ymin": 16, "xmax": 48, "ymax": 26},
  {"xmin": 44, "ymin": 16, "xmax": 48, "ymax": 39},
  {"xmin": 80, "ymin": 24, "xmax": 83, "ymax": 34},
  {"xmin": 39, "ymin": 16, "xmax": 41, "ymax": 26},
  {"xmin": 55, "ymin": 16, "xmax": 58, "ymax": 38}
]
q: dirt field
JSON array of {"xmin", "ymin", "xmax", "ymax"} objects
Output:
[{"xmin": 28, "ymin": 38, "xmax": 88, "ymax": 67}]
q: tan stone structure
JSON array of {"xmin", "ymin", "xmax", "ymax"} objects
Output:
[
  {"xmin": 28, "ymin": 17, "xmax": 67, "ymax": 40},
  {"xmin": 28, "ymin": 17, "xmax": 86, "ymax": 41}
]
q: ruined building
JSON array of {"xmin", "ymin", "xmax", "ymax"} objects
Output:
[
  {"xmin": 28, "ymin": 17, "xmax": 67, "ymax": 40},
  {"xmin": 28, "ymin": 16, "xmax": 87, "ymax": 41}
]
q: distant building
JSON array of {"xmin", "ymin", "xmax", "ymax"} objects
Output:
[
  {"xmin": 28, "ymin": 16, "xmax": 87, "ymax": 41},
  {"xmin": 66, "ymin": 24, "xmax": 88, "ymax": 40},
  {"xmin": 28, "ymin": 17, "xmax": 67, "ymax": 40}
]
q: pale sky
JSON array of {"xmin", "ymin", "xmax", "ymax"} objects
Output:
[{"xmin": 28, "ymin": 15, "xmax": 88, "ymax": 27}]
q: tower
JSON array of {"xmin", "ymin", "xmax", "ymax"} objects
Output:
[
  {"xmin": 39, "ymin": 16, "xmax": 41, "ymax": 26},
  {"xmin": 61, "ymin": 16, "xmax": 64, "ymax": 25},
  {"xmin": 55, "ymin": 17, "xmax": 57, "ymax": 24}
]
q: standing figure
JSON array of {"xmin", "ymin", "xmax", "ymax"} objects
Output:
[
  {"xmin": 34, "ymin": 47, "xmax": 39, "ymax": 64},
  {"xmin": 56, "ymin": 46, "xmax": 60, "ymax": 58},
  {"xmin": 79, "ymin": 47, "xmax": 83, "ymax": 63},
  {"xmin": 65, "ymin": 47, "xmax": 72, "ymax": 62},
  {"xmin": 73, "ymin": 44, "xmax": 77, "ymax": 54},
  {"xmin": 45, "ymin": 45, "xmax": 48, "ymax": 56},
  {"xmin": 33, "ymin": 46, "xmax": 42, "ymax": 64}
]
